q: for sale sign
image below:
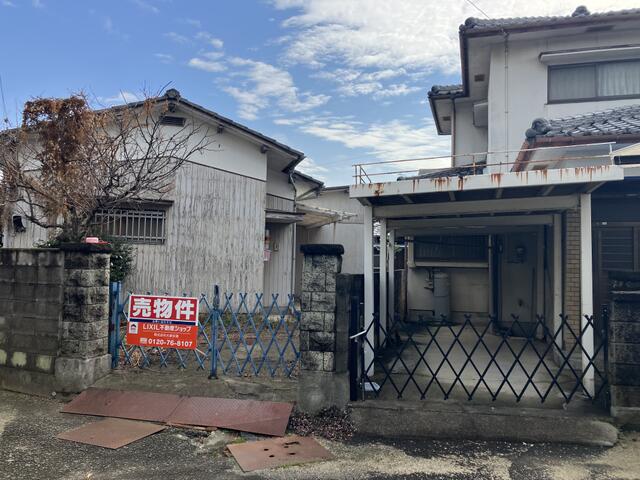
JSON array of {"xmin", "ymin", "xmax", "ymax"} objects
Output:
[{"xmin": 127, "ymin": 294, "xmax": 199, "ymax": 350}]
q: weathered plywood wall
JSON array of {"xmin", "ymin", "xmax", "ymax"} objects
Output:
[
  {"xmin": 126, "ymin": 163, "xmax": 266, "ymax": 297},
  {"xmin": 264, "ymin": 222, "xmax": 294, "ymax": 303}
]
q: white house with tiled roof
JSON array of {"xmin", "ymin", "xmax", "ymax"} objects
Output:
[{"xmin": 349, "ymin": 6, "xmax": 640, "ymax": 416}]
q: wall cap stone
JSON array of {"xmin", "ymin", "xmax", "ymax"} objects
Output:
[
  {"xmin": 60, "ymin": 243, "xmax": 112, "ymax": 254},
  {"xmin": 300, "ymin": 244, "xmax": 344, "ymax": 255}
]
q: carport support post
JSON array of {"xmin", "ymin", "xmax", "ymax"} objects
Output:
[
  {"xmin": 388, "ymin": 229, "xmax": 396, "ymax": 328},
  {"xmin": 580, "ymin": 193, "xmax": 595, "ymax": 396},
  {"xmin": 379, "ymin": 218, "xmax": 387, "ymax": 342},
  {"xmin": 364, "ymin": 206, "xmax": 375, "ymax": 372},
  {"xmin": 552, "ymin": 214, "xmax": 563, "ymax": 352}
]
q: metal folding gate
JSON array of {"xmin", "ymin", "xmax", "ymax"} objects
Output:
[
  {"xmin": 108, "ymin": 282, "xmax": 301, "ymax": 378},
  {"xmin": 350, "ymin": 308, "xmax": 608, "ymax": 405}
]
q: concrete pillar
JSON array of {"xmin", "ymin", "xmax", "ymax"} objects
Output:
[
  {"xmin": 56, "ymin": 243, "xmax": 112, "ymax": 393},
  {"xmin": 580, "ymin": 194, "xmax": 594, "ymax": 396},
  {"xmin": 379, "ymin": 218, "xmax": 387, "ymax": 342},
  {"xmin": 552, "ymin": 214, "xmax": 563, "ymax": 352},
  {"xmin": 363, "ymin": 206, "xmax": 374, "ymax": 370},
  {"xmin": 388, "ymin": 229, "xmax": 396, "ymax": 328},
  {"xmin": 298, "ymin": 244, "xmax": 348, "ymax": 413}
]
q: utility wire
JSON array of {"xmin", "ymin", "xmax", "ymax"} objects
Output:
[{"xmin": 463, "ymin": 0, "xmax": 491, "ymax": 19}]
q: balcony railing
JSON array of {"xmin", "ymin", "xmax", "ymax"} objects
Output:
[{"xmin": 353, "ymin": 142, "xmax": 618, "ymax": 185}]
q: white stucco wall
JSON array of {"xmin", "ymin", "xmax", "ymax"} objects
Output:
[
  {"xmin": 485, "ymin": 28, "xmax": 640, "ymax": 170},
  {"xmin": 452, "ymin": 100, "xmax": 488, "ymax": 167}
]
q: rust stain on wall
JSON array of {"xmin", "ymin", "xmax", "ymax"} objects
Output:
[{"xmin": 490, "ymin": 173, "xmax": 503, "ymax": 186}]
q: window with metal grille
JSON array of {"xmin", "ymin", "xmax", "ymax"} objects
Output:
[
  {"xmin": 413, "ymin": 235, "xmax": 488, "ymax": 262},
  {"xmin": 95, "ymin": 208, "xmax": 166, "ymax": 244}
]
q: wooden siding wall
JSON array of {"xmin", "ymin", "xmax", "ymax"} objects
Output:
[
  {"xmin": 266, "ymin": 194, "xmax": 295, "ymax": 212},
  {"xmin": 264, "ymin": 222, "xmax": 294, "ymax": 302},
  {"xmin": 126, "ymin": 163, "xmax": 266, "ymax": 297}
]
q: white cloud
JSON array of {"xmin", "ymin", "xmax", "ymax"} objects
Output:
[
  {"xmin": 103, "ymin": 16, "xmax": 129, "ymax": 40},
  {"xmin": 296, "ymin": 115, "xmax": 451, "ymax": 167},
  {"xmin": 183, "ymin": 18, "xmax": 202, "ymax": 28},
  {"xmin": 154, "ymin": 53, "xmax": 174, "ymax": 64},
  {"xmin": 2, "ymin": 1, "xmax": 16, "ymax": 7},
  {"xmin": 99, "ymin": 91, "xmax": 140, "ymax": 105},
  {"xmin": 223, "ymin": 58, "xmax": 330, "ymax": 120},
  {"xmin": 272, "ymin": 0, "xmax": 640, "ymax": 76},
  {"xmin": 32, "ymin": 0, "xmax": 43, "ymax": 8},
  {"xmin": 132, "ymin": 0, "xmax": 159, "ymax": 14},
  {"xmin": 187, "ymin": 57, "xmax": 226, "ymax": 72},
  {"xmin": 195, "ymin": 31, "xmax": 224, "ymax": 49},
  {"xmin": 164, "ymin": 31, "xmax": 190, "ymax": 44},
  {"xmin": 297, "ymin": 157, "xmax": 329, "ymax": 180}
]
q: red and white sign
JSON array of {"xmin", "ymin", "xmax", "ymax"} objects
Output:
[{"xmin": 127, "ymin": 294, "xmax": 199, "ymax": 350}]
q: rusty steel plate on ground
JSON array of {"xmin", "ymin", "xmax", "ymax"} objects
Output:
[
  {"xmin": 228, "ymin": 435, "xmax": 333, "ymax": 472},
  {"xmin": 61, "ymin": 388, "xmax": 183, "ymax": 423},
  {"xmin": 56, "ymin": 418, "xmax": 166, "ymax": 449},
  {"xmin": 166, "ymin": 396, "xmax": 293, "ymax": 436}
]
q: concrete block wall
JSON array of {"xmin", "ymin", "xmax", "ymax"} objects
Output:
[
  {"xmin": 0, "ymin": 244, "xmax": 111, "ymax": 395},
  {"xmin": 0, "ymin": 249, "xmax": 64, "ymax": 378},
  {"xmin": 297, "ymin": 244, "xmax": 349, "ymax": 413},
  {"xmin": 608, "ymin": 272, "xmax": 640, "ymax": 424}
]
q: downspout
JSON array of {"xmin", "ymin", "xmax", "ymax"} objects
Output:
[
  {"xmin": 451, "ymin": 98, "xmax": 457, "ymax": 167},
  {"xmin": 503, "ymin": 32, "xmax": 510, "ymax": 172},
  {"xmin": 289, "ymin": 168, "xmax": 299, "ymax": 297}
]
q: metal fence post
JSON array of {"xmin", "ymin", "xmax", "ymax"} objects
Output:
[
  {"xmin": 109, "ymin": 281, "xmax": 121, "ymax": 369},
  {"xmin": 209, "ymin": 284, "xmax": 220, "ymax": 379}
]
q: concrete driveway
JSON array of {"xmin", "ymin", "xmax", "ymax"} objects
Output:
[{"xmin": 0, "ymin": 389, "xmax": 639, "ymax": 480}]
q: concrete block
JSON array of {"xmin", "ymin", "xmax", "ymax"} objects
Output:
[
  {"xmin": 324, "ymin": 313, "xmax": 336, "ymax": 332},
  {"xmin": 54, "ymin": 353, "xmax": 111, "ymax": 393},
  {"xmin": 15, "ymin": 267, "xmax": 39, "ymax": 284},
  {"xmin": 0, "ymin": 282, "xmax": 14, "ymax": 299},
  {"xmin": 301, "ymin": 351, "xmax": 324, "ymax": 371},
  {"xmin": 297, "ymin": 370, "xmax": 349, "ymax": 413},
  {"xmin": 323, "ymin": 352, "xmax": 335, "ymax": 371},
  {"xmin": 0, "ymin": 250, "xmax": 17, "ymax": 266},
  {"xmin": 61, "ymin": 320, "xmax": 108, "ymax": 341},
  {"xmin": 610, "ymin": 344, "xmax": 640, "ymax": 365},
  {"xmin": 10, "ymin": 351, "xmax": 27, "ymax": 368},
  {"xmin": 63, "ymin": 303, "xmax": 108, "ymax": 323},
  {"xmin": 0, "ymin": 349, "xmax": 6, "ymax": 365},
  {"xmin": 300, "ymin": 293, "xmax": 311, "ymax": 311},
  {"xmin": 36, "ymin": 250, "xmax": 64, "ymax": 268},
  {"xmin": 309, "ymin": 331, "xmax": 334, "ymax": 352},
  {"xmin": 36, "ymin": 266, "xmax": 64, "ymax": 285},
  {"xmin": 311, "ymin": 292, "xmax": 336, "ymax": 312},
  {"xmin": 302, "ymin": 311, "xmax": 324, "ymax": 331},
  {"xmin": 35, "ymin": 354, "xmax": 53, "ymax": 372},
  {"xmin": 302, "ymin": 270, "xmax": 325, "ymax": 292},
  {"xmin": 15, "ymin": 251, "xmax": 39, "ymax": 266},
  {"xmin": 300, "ymin": 331, "xmax": 309, "ymax": 352},
  {"xmin": 610, "ymin": 363, "xmax": 640, "ymax": 386},
  {"xmin": 60, "ymin": 337, "xmax": 108, "ymax": 358},
  {"xmin": 326, "ymin": 274, "xmax": 336, "ymax": 292}
]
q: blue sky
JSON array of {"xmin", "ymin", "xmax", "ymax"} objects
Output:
[{"xmin": 0, "ymin": 0, "xmax": 633, "ymax": 185}]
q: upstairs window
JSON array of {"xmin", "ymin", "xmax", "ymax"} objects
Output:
[
  {"xmin": 549, "ymin": 59, "xmax": 640, "ymax": 103},
  {"xmin": 95, "ymin": 208, "xmax": 166, "ymax": 244}
]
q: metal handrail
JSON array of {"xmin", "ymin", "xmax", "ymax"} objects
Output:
[{"xmin": 352, "ymin": 142, "xmax": 618, "ymax": 184}]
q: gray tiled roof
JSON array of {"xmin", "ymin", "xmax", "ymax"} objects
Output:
[
  {"xmin": 428, "ymin": 84, "xmax": 464, "ymax": 98},
  {"xmin": 462, "ymin": 6, "xmax": 640, "ymax": 33},
  {"xmin": 525, "ymin": 104, "xmax": 640, "ymax": 139}
]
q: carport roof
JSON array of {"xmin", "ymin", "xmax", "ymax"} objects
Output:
[{"xmin": 349, "ymin": 165, "xmax": 625, "ymax": 218}]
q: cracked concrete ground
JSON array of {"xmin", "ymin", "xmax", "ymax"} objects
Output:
[{"xmin": 1, "ymin": 389, "xmax": 640, "ymax": 480}]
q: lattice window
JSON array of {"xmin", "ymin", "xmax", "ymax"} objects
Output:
[
  {"xmin": 413, "ymin": 235, "xmax": 488, "ymax": 262},
  {"xmin": 95, "ymin": 208, "xmax": 166, "ymax": 244}
]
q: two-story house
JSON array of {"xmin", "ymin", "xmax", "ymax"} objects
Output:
[{"xmin": 349, "ymin": 7, "xmax": 640, "ymax": 406}]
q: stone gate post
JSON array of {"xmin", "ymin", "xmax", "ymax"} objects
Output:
[{"xmin": 298, "ymin": 244, "xmax": 349, "ymax": 413}]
